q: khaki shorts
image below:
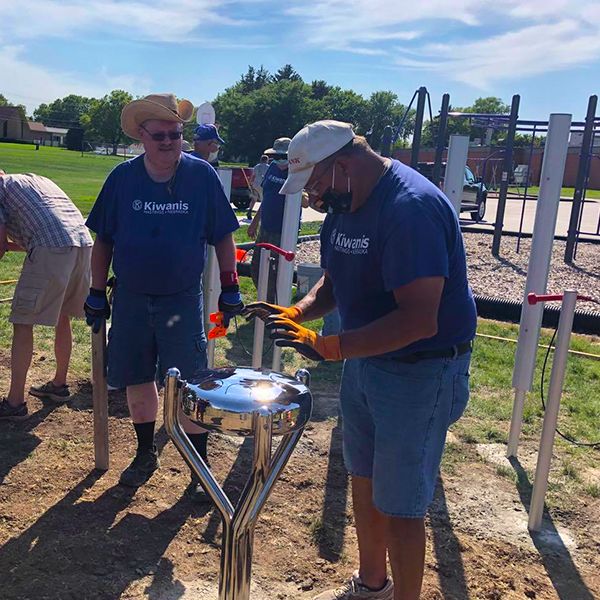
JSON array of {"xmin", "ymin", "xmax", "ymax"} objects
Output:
[{"xmin": 10, "ymin": 246, "xmax": 92, "ymax": 326}]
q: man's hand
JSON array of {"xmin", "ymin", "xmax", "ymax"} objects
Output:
[
  {"xmin": 84, "ymin": 288, "xmax": 111, "ymax": 334},
  {"xmin": 247, "ymin": 220, "xmax": 258, "ymax": 240},
  {"xmin": 218, "ymin": 285, "xmax": 244, "ymax": 327},
  {"xmin": 242, "ymin": 302, "xmax": 303, "ymax": 323},
  {"xmin": 266, "ymin": 317, "xmax": 342, "ymax": 362}
]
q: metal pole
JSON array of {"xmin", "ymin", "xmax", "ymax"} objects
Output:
[
  {"xmin": 516, "ymin": 124, "xmax": 537, "ymax": 253},
  {"xmin": 91, "ymin": 323, "xmax": 109, "ymax": 471},
  {"xmin": 252, "ymin": 249, "xmax": 270, "ymax": 368},
  {"xmin": 507, "ymin": 113, "xmax": 572, "ymax": 457},
  {"xmin": 565, "ymin": 95, "xmax": 597, "ymax": 264},
  {"xmin": 204, "ymin": 247, "xmax": 220, "ymax": 368},
  {"xmin": 492, "ymin": 95, "xmax": 520, "ymax": 256},
  {"xmin": 410, "ymin": 86, "xmax": 428, "ymax": 169},
  {"xmin": 443, "ymin": 135, "xmax": 469, "ymax": 216},
  {"xmin": 432, "ymin": 94, "xmax": 450, "ymax": 187},
  {"xmin": 272, "ymin": 192, "xmax": 302, "ymax": 371},
  {"xmin": 528, "ymin": 290, "xmax": 577, "ymax": 531}
]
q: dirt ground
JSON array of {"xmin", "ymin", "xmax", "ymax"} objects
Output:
[{"xmin": 1, "ymin": 348, "xmax": 599, "ymax": 600}]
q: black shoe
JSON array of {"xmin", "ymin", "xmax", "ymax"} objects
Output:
[
  {"xmin": 0, "ymin": 399, "xmax": 29, "ymax": 421},
  {"xmin": 246, "ymin": 211, "xmax": 253, "ymax": 220},
  {"xmin": 185, "ymin": 475, "xmax": 211, "ymax": 503},
  {"xmin": 29, "ymin": 381, "xmax": 70, "ymax": 402},
  {"xmin": 119, "ymin": 447, "xmax": 159, "ymax": 487}
]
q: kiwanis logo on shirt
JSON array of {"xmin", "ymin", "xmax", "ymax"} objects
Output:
[
  {"xmin": 330, "ymin": 228, "xmax": 370, "ymax": 255},
  {"xmin": 132, "ymin": 199, "xmax": 189, "ymax": 214}
]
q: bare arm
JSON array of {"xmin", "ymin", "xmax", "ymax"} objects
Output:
[
  {"xmin": 248, "ymin": 207, "xmax": 260, "ymax": 240},
  {"xmin": 294, "ymin": 273, "xmax": 337, "ymax": 322},
  {"xmin": 339, "ymin": 276, "xmax": 444, "ymax": 359},
  {"xmin": 90, "ymin": 238, "xmax": 114, "ymax": 290},
  {"xmin": 214, "ymin": 232, "xmax": 237, "ymax": 273}
]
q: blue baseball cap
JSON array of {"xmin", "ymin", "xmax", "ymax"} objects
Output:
[{"xmin": 193, "ymin": 123, "xmax": 225, "ymax": 144}]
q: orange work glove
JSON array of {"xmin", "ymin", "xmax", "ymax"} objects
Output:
[
  {"xmin": 242, "ymin": 302, "xmax": 303, "ymax": 323},
  {"xmin": 265, "ymin": 317, "xmax": 342, "ymax": 362}
]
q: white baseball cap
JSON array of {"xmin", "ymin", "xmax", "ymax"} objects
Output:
[{"xmin": 280, "ymin": 120, "xmax": 355, "ymax": 195}]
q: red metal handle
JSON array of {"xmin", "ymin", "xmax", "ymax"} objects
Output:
[
  {"xmin": 255, "ymin": 242, "xmax": 295, "ymax": 262},
  {"xmin": 527, "ymin": 292, "xmax": 592, "ymax": 305}
]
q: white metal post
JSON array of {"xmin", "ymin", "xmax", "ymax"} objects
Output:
[
  {"xmin": 443, "ymin": 135, "xmax": 470, "ymax": 216},
  {"xmin": 272, "ymin": 192, "xmax": 303, "ymax": 371},
  {"xmin": 204, "ymin": 247, "xmax": 220, "ymax": 368},
  {"xmin": 252, "ymin": 249, "xmax": 270, "ymax": 368},
  {"xmin": 528, "ymin": 290, "xmax": 577, "ymax": 531},
  {"xmin": 507, "ymin": 113, "xmax": 572, "ymax": 457},
  {"xmin": 217, "ymin": 168, "xmax": 233, "ymax": 202}
]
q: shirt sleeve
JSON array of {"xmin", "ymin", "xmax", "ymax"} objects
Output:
[
  {"xmin": 86, "ymin": 168, "xmax": 119, "ymax": 243},
  {"xmin": 380, "ymin": 198, "xmax": 449, "ymax": 291},
  {"xmin": 206, "ymin": 168, "xmax": 239, "ymax": 246}
]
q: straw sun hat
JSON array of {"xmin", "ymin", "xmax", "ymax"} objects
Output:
[{"xmin": 121, "ymin": 93, "xmax": 194, "ymax": 140}]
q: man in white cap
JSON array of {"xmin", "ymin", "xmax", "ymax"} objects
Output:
[
  {"xmin": 244, "ymin": 120, "xmax": 476, "ymax": 599},
  {"xmin": 85, "ymin": 93, "xmax": 244, "ymax": 496}
]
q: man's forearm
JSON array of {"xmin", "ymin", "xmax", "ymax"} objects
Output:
[
  {"xmin": 295, "ymin": 275, "xmax": 337, "ymax": 323},
  {"xmin": 214, "ymin": 233, "xmax": 237, "ymax": 274},
  {"xmin": 91, "ymin": 239, "xmax": 113, "ymax": 290},
  {"xmin": 339, "ymin": 307, "xmax": 438, "ymax": 359}
]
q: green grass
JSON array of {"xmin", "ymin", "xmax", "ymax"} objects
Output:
[
  {"xmin": 0, "ymin": 142, "xmax": 123, "ymax": 215},
  {"xmin": 508, "ymin": 185, "xmax": 600, "ymax": 200}
]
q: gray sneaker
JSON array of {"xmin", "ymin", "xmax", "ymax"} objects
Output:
[
  {"xmin": 312, "ymin": 571, "xmax": 393, "ymax": 600},
  {"xmin": 119, "ymin": 447, "xmax": 159, "ymax": 487},
  {"xmin": 29, "ymin": 381, "xmax": 70, "ymax": 403}
]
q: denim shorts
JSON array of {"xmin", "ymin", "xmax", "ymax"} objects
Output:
[
  {"xmin": 107, "ymin": 284, "xmax": 207, "ymax": 389},
  {"xmin": 340, "ymin": 352, "xmax": 471, "ymax": 518}
]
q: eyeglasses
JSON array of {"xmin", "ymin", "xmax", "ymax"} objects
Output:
[{"xmin": 141, "ymin": 125, "xmax": 183, "ymax": 142}]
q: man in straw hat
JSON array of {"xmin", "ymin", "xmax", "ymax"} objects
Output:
[
  {"xmin": 244, "ymin": 120, "xmax": 476, "ymax": 599},
  {"xmin": 84, "ymin": 94, "xmax": 244, "ymax": 496}
]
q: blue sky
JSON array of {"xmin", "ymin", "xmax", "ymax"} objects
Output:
[{"xmin": 1, "ymin": 0, "xmax": 599, "ymax": 122}]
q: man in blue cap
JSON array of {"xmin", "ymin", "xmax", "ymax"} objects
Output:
[{"xmin": 192, "ymin": 123, "xmax": 225, "ymax": 167}]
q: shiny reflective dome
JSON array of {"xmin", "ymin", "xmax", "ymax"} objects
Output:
[{"xmin": 179, "ymin": 367, "xmax": 313, "ymax": 436}]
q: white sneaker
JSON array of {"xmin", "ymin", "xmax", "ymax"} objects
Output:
[{"xmin": 312, "ymin": 571, "xmax": 393, "ymax": 600}]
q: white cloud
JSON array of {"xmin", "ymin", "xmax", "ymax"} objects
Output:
[
  {"xmin": 0, "ymin": 0, "xmax": 246, "ymax": 43},
  {"xmin": 285, "ymin": 0, "xmax": 600, "ymax": 86}
]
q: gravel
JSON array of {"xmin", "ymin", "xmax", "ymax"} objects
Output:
[{"xmin": 294, "ymin": 232, "xmax": 600, "ymax": 313}]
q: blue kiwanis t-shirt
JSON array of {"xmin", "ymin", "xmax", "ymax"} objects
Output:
[
  {"xmin": 260, "ymin": 163, "xmax": 288, "ymax": 233},
  {"xmin": 320, "ymin": 159, "xmax": 477, "ymax": 358},
  {"xmin": 86, "ymin": 153, "xmax": 239, "ymax": 295}
]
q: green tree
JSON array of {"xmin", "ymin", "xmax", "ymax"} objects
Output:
[
  {"xmin": 273, "ymin": 64, "xmax": 302, "ymax": 82},
  {"xmin": 316, "ymin": 87, "xmax": 369, "ymax": 129},
  {"xmin": 214, "ymin": 78, "xmax": 315, "ymax": 163},
  {"xmin": 236, "ymin": 65, "xmax": 272, "ymax": 94},
  {"xmin": 311, "ymin": 80, "xmax": 332, "ymax": 101},
  {"xmin": 361, "ymin": 91, "xmax": 413, "ymax": 151},
  {"xmin": 33, "ymin": 94, "xmax": 94, "ymax": 128},
  {"xmin": 0, "ymin": 94, "xmax": 8, "ymax": 106},
  {"xmin": 422, "ymin": 96, "xmax": 510, "ymax": 147},
  {"xmin": 85, "ymin": 90, "xmax": 133, "ymax": 154}
]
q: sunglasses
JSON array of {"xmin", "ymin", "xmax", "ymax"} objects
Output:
[{"xmin": 141, "ymin": 125, "xmax": 183, "ymax": 142}]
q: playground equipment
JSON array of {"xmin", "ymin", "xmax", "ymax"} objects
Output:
[
  {"xmin": 164, "ymin": 365, "xmax": 312, "ymax": 600},
  {"xmin": 406, "ymin": 89, "xmax": 599, "ymax": 260},
  {"xmin": 507, "ymin": 113, "xmax": 572, "ymax": 458}
]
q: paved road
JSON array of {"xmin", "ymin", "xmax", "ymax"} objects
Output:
[
  {"xmin": 475, "ymin": 194, "xmax": 599, "ymax": 237},
  {"xmin": 241, "ymin": 196, "xmax": 599, "ymax": 238}
]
